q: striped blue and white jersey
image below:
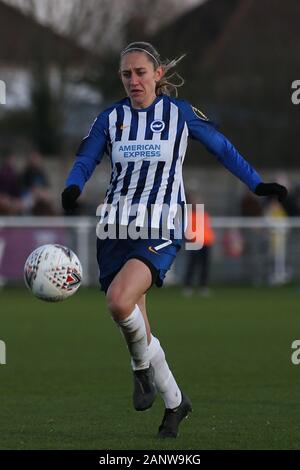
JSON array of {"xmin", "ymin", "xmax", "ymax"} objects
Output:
[{"xmin": 66, "ymin": 94, "xmax": 261, "ymax": 232}]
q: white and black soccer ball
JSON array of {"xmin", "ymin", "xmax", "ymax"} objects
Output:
[{"xmin": 24, "ymin": 244, "xmax": 82, "ymax": 302}]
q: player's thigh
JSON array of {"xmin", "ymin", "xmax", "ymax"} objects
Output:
[{"xmin": 106, "ymin": 259, "xmax": 152, "ymax": 318}]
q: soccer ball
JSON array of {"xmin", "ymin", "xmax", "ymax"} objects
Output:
[{"xmin": 24, "ymin": 244, "xmax": 82, "ymax": 302}]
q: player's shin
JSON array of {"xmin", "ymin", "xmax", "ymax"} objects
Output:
[
  {"xmin": 148, "ymin": 335, "xmax": 182, "ymax": 409},
  {"xmin": 117, "ymin": 305, "xmax": 150, "ymax": 370}
]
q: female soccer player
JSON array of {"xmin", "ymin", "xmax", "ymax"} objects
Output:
[{"xmin": 62, "ymin": 41, "xmax": 287, "ymax": 438}]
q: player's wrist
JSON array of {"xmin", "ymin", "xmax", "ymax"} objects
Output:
[{"xmin": 254, "ymin": 182, "xmax": 288, "ymax": 202}]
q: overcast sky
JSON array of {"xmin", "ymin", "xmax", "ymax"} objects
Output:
[
  {"xmin": 4, "ymin": 0, "xmax": 207, "ymax": 26},
  {"xmin": 2, "ymin": 0, "xmax": 207, "ymax": 52}
]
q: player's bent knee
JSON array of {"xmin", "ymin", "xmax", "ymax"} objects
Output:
[{"xmin": 106, "ymin": 288, "xmax": 133, "ymax": 321}]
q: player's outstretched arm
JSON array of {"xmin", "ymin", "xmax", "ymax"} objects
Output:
[{"xmin": 181, "ymin": 102, "xmax": 288, "ymax": 200}]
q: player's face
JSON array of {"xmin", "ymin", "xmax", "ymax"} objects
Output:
[{"xmin": 120, "ymin": 52, "xmax": 163, "ymax": 109}]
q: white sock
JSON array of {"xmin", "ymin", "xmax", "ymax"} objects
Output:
[
  {"xmin": 118, "ymin": 305, "xmax": 150, "ymax": 371},
  {"xmin": 148, "ymin": 335, "xmax": 182, "ymax": 409}
]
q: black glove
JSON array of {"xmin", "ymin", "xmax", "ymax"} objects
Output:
[
  {"xmin": 61, "ymin": 185, "xmax": 81, "ymax": 214},
  {"xmin": 254, "ymin": 182, "xmax": 288, "ymax": 202}
]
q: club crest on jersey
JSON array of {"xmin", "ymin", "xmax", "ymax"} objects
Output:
[
  {"xmin": 192, "ymin": 106, "xmax": 209, "ymax": 121},
  {"xmin": 150, "ymin": 120, "xmax": 165, "ymax": 133}
]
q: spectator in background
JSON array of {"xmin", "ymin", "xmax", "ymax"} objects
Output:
[
  {"xmin": 240, "ymin": 189, "xmax": 268, "ymax": 285},
  {"xmin": 264, "ymin": 195, "xmax": 289, "ymax": 285},
  {"xmin": 267, "ymin": 172, "xmax": 295, "ymax": 215},
  {"xmin": 183, "ymin": 195, "xmax": 215, "ymax": 296},
  {"xmin": 0, "ymin": 150, "xmax": 24, "ymax": 214},
  {"xmin": 281, "ymin": 184, "xmax": 300, "ymax": 216},
  {"xmin": 21, "ymin": 151, "xmax": 56, "ymax": 215},
  {"xmin": 22, "ymin": 151, "xmax": 49, "ymax": 191},
  {"xmin": 241, "ymin": 190, "xmax": 264, "ymax": 217}
]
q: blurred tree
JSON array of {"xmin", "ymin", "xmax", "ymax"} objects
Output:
[{"xmin": 30, "ymin": 61, "xmax": 62, "ymax": 154}]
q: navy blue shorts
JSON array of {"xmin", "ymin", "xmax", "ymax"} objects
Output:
[{"xmin": 96, "ymin": 236, "xmax": 182, "ymax": 293}]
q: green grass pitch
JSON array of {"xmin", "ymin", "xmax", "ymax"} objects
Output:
[{"xmin": 1, "ymin": 285, "xmax": 300, "ymax": 450}]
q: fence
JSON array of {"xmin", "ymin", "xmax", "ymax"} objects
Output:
[{"xmin": 0, "ymin": 216, "xmax": 299, "ymax": 287}]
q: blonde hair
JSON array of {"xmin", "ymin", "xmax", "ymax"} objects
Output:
[{"xmin": 120, "ymin": 41, "xmax": 185, "ymax": 97}]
